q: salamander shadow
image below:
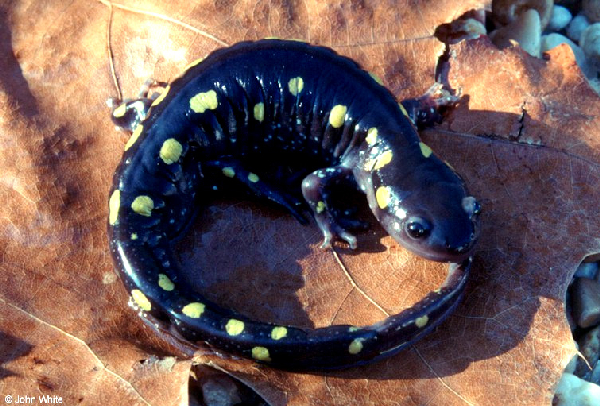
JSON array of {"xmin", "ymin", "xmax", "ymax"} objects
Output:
[
  {"xmin": 0, "ymin": 331, "xmax": 33, "ymax": 380},
  {"xmin": 170, "ymin": 108, "xmax": 583, "ymax": 378},
  {"xmin": 0, "ymin": 6, "xmax": 39, "ymax": 118}
]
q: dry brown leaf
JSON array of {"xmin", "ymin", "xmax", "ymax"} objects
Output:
[{"xmin": 1, "ymin": 0, "xmax": 598, "ymax": 405}]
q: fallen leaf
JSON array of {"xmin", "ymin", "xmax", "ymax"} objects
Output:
[{"xmin": 0, "ymin": 1, "xmax": 597, "ymax": 405}]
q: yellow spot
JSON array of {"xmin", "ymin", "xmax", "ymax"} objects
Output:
[
  {"xmin": 349, "ymin": 326, "xmax": 360, "ymax": 332},
  {"xmin": 265, "ymin": 36, "xmax": 281, "ymax": 39},
  {"xmin": 270, "ymin": 326, "xmax": 288, "ymax": 340},
  {"xmin": 222, "ymin": 167, "xmax": 235, "ymax": 178},
  {"xmin": 445, "ymin": 161, "xmax": 456, "ymax": 172},
  {"xmin": 287, "ymin": 77, "xmax": 304, "ymax": 96},
  {"xmin": 363, "ymin": 158, "xmax": 375, "ymax": 172},
  {"xmin": 183, "ymin": 58, "xmax": 204, "ymax": 72},
  {"xmin": 415, "ymin": 315, "xmax": 429, "ymax": 328},
  {"xmin": 131, "ymin": 195, "xmax": 154, "ymax": 217},
  {"xmin": 375, "ymin": 186, "xmax": 391, "ymax": 209},
  {"xmin": 373, "ymin": 150, "xmax": 393, "ymax": 171},
  {"xmin": 182, "ymin": 302, "xmax": 205, "ymax": 318},
  {"xmin": 252, "ymin": 346, "xmax": 271, "ymax": 361},
  {"xmin": 253, "ymin": 103, "xmax": 264, "ymax": 122},
  {"xmin": 112, "ymin": 103, "xmax": 127, "ymax": 118},
  {"xmin": 159, "ymin": 138, "xmax": 183, "ymax": 164},
  {"xmin": 108, "ymin": 190, "xmax": 121, "ymax": 226},
  {"xmin": 398, "ymin": 102, "xmax": 410, "ymax": 119},
  {"xmin": 248, "ymin": 173, "xmax": 259, "ymax": 183},
  {"xmin": 329, "ymin": 105, "xmax": 347, "ymax": 128},
  {"xmin": 124, "ymin": 124, "xmax": 143, "ymax": 151},
  {"xmin": 348, "ymin": 337, "xmax": 365, "ymax": 354},
  {"xmin": 316, "ymin": 201, "xmax": 326, "ymax": 214},
  {"xmin": 190, "ymin": 90, "xmax": 218, "ymax": 113},
  {"xmin": 158, "ymin": 274, "xmax": 175, "ymax": 291},
  {"xmin": 225, "ymin": 319, "xmax": 245, "ymax": 336},
  {"xmin": 365, "ymin": 127, "xmax": 378, "ymax": 146},
  {"xmin": 131, "ymin": 233, "xmax": 138, "ymax": 240},
  {"xmin": 419, "ymin": 142, "xmax": 432, "ymax": 158},
  {"xmin": 151, "ymin": 85, "xmax": 170, "ymax": 107},
  {"xmin": 369, "ymin": 72, "xmax": 383, "ymax": 85},
  {"xmin": 131, "ymin": 289, "xmax": 151, "ymax": 311}
]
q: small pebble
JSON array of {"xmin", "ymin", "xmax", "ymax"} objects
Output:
[
  {"xmin": 568, "ymin": 15, "xmax": 591, "ymax": 43},
  {"xmin": 592, "ymin": 361, "xmax": 600, "ymax": 385},
  {"xmin": 572, "ymin": 278, "xmax": 600, "ymax": 329},
  {"xmin": 583, "ymin": 0, "xmax": 600, "ymax": 23},
  {"xmin": 565, "ymin": 351, "xmax": 579, "ymax": 374},
  {"xmin": 491, "ymin": 8, "xmax": 542, "ymax": 57},
  {"xmin": 445, "ymin": 18, "xmax": 487, "ymax": 44},
  {"xmin": 576, "ymin": 326, "xmax": 600, "ymax": 380},
  {"xmin": 581, "ymin": 23, "xmax": 600, "ymax": 73},
  {"xmin": 554, "ymin": 373, "xmax": 600, "ymax": 406},
  {"xmin": 202, "ymin": 377, "xmax": 242, "ymax": 406},
  {"xmin": 589, "ymin": 78, "xmax": 600, "ymax": 93},
  {"xmin": 492, "ymin": 0, "xmax": 553, "ymax": 29},
  {"xmin": 548, "ymin": 5, "xmax": 573, "ymax": 31},
  {"xmin": 575, "ymin": 262, "xmax": 600, "ymax": 280},
  {"xmin": 541, "ymin": 33, "xmax": 587, "ymax": 69},
  {"xmin": 456, "ymin": 18, "xmax": 487, "ymax": 38}
]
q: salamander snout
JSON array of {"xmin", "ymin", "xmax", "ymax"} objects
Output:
[
  {"xmin": 436, "ymin": 194, "xmax": 480, "ymax": 262},
  {"xmin": 444, "ymin": 230, "xmax": 478, "ymax": 257},
  {"xmin": 374, "ymin": 185, "xmax": 480, "ymax": 263}
]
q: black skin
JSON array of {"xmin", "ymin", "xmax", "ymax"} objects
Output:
[{"xmin": 108, "ymin": 39, "xmax": 479, "ymax": 370}]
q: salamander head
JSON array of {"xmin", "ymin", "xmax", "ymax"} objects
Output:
[{"xmin": 364, "ymin": 173, "xmax": 480, "ymax": 263}]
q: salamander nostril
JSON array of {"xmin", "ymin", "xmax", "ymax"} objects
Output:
[
  {"xmin": 472, "ymin": 200, "xmax": 481, "ymax": 215},
  {"xmin": 445, "ymin": 241, "xmax": 471, "ymax": 254}
]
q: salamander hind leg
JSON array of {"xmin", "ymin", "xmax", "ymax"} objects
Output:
[
  {"xmin": 301, "ymin": 166, "xmax": 364, "ymax": 249},
  {"xmin": 204, "ymin": 158, "xmax": 308, "ymax": 224}
]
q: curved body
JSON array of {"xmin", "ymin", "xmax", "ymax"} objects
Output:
[{"xmin": 108, "ymin": 39, "xmax": 479, "ymax": 370}]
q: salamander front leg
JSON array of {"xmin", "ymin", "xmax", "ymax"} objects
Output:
[
  {"xmin": 107, "ymin": 79, "xmax": 169, "ymax": 132},
  {"xmin": 301, "ymin": 166, "xmax": 361, "ymax": 249},
  {"xmin": 204, "ymin": 158, "xmax": 308, "ymax": 224},
  {"xmin": 400, "ymin": 83, "xmax": 459, "ymax": 130}
]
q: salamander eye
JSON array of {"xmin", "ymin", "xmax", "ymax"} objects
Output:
[{"xmin": 405, "ymin": 217, "xmax": 431, "ymax": 239}]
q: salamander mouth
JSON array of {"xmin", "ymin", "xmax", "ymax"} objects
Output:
[
  {"xmin": 402, "ymin": 218, "xmax": 479, "ymax": 263},
  {"xmin": 409, "ymin": 245, "xmax": 475, "ymax": 263}
]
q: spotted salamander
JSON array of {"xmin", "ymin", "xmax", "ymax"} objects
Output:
[{"xmin": 108, "ymin": 39, "xmax": 480, "ymax": 370}]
